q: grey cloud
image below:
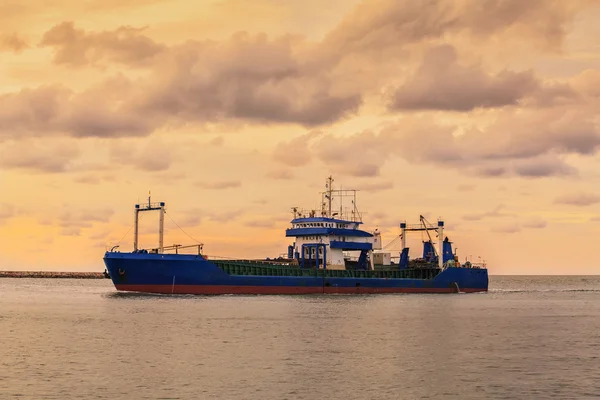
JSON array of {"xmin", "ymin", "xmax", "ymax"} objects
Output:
[
  {"xmin": 48, "ymin": 206, "xmax": 114, "ymax": 236},
  {"xmin": 476, "ymin": 167, "xmax": 507, "ymax": 177},
  {"xmin": 324, "ymin": 0, "xmax": 591, "ymax": 58},
  {"xmin": 39, "ymin": 21, "xmax": 165, "ymax": 66},
  {"xmin": 272, "ymin": 131, "xmax": 323, "ymax": 167},
  {"xmin": 0, "ymin": 139, "xmax": 80, "ymax": 172},
  {"xmin": 206, "ymin": 209, "xmax": 244, "ymax": 223},
  {"xmin": 266, "ymin": 170, "xmax": 295, "ymax": 180},
  {"xmin": 457, "ymin": 184, "xmax": 476, "ymax": 191},
  {"xmin": 356, "ymin": 180, "xmax": 394, "ymax": 192},
  {"xmin": 196, "ymin": 180, "xmax": 242, "ymax": 189},
  {"xmin": 1, "ymin": 25, "xmax": 362, "ymax": 138},
  {"xmin": 571, "ymin": 69, "xmax": 600, "ymax": 98},
  {"xmin": 0, "ymin": 85, "xmax": 71, "ymax": 137},
  {"xmin": 209, "ymin": 136, "xmax": 225, "ymax": 147},
  {"xmin": 388, "ymin": 45, "xmax": 539, "ymax": 112},
  {"xmin": 73, "ymin": 174, "xmax": 116, "ymax": 184},
  {"xmin": 132, "ymin": 35, "xmax": 362, "ymax": 127},
  {"xmin": 0, "ymin": 80, "xmax": 155, "ymax": 140},
  {"xmin": 74, "ymin": 175, "xmax": 101, "ymax": 184},
  {"xmin": 58, "ymin": 207, "xmax": 114, "ymax": 226},
  {"xmin": 110, "ymin": 139, "xmax": 173, "ymax": 171},
  {"xmin": 522, "ymin": 218, "xmax": 548, "ymax": 229},
  {"xmin": 311, "ymin": 130, "xmax": 385, "ymax": 177},
  {"xmin": 172, "ymin": 207, "xmax": 245, "ymax": 227},
  {"xmin": 2, "ymin": 0, "xmax": 596, "ymax": 142},
  {"xmin": 273, "ymin": 112, "xmax": 599, "ymax": 179},
  {"xmin": 462, "ymin": 204, "xmax": 516, "ymax": 221},
  {"xmin": 492, "ymin": 223, "xmax": 521, "ymax": 234},
  {"xmin": 244, "ymin": 219, "xmax": 276, "ymax": 228},
  {"xmin": 73, "ymin": 173, "xmax": 115, "ymax": 185},
  {"xmin": 376, "ymin": 112, "xmax": 600, "ymax": 178},
  {"xmin": 554, "ymin": 192, "xmax": 600, "ymax": 206},
  {"xmin": 89, "ymin": 230, "xmax": 111, "ymax": 241},
  {"xmin": 0, "ymin": 204, "xmax": 16, "ymax": 224},
  {"xmin": 513, "ymin": 156, "xmax": 577, "ymax": 178},
  {"xmin": 60, "ymin": 227, "xmax": 82, "ymax": 236},
  {"xmin": 1, "ymin": 33, "xmax": 28, "ymax": 53}
]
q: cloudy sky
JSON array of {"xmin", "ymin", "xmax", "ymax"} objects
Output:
[{"xmin": 2, "ymin": 0, "xmax": 600, "ymax": 274}]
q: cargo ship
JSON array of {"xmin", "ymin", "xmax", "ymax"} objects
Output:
[{"xmin": 103, "ymin": 177, "xmax": 488, "ymax": 295}]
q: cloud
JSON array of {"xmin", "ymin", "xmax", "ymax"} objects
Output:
[
  {"xmin": 39, "ymin": 22, "xmax": 166, "ymax": 66},
  {"xmin": 171, "ymin": 207, "xmax": 245, "ymax": 227},
  {"xmin": 1, "ymin": 33, "xmax": 28, "ymax": 53},
  {"xmin": 511, "ymin": 155, "xmax": 578, "ymax": 178},
  {"xmin": 522, "ymin": 218, "xmax": 548, "ymax": 229},
  {"xmin": 266, "ymin": 169, "xmax": 295, "ymax": 180},
  {"xmin": 0, "ymin": 204, "xmax": 16, "ymax": 224},
  {"xmin": 1, "ymin": 24, "xmax": 363, "ymax": 139},
  {"xmin": 3, "ymin": 0, "xmax": 597, "ymax": 141},
  {"xmin": 60, "ymin": 227, "xmax": 82, "ymax": 236},
  {"xmin": 195, "ymin": 180, "xmax": 242, "ymax": 189},
  {"xmin": 109, "ymin": 138, "xmax": 174, "ymax": 171},
  {"xmin": 73, "ymin": 174, "xmax": 116, "ymax": 184},
  {"xmin": 206, "ymin": 209, "xmax": 244, "ymax": 223},
  {"xmin": 272, "ymin": 131, "xmax": 323, "ymax": 167},
  {"xmin": 554, "ymin": 192, "xmax": 600, "ymax": 206},
  {"xmin": 457, "ymin": 184, "xmax": 476, "ymax": 191},
  {"xmin": 387, "ymin": 45, "xmax": 539, "ymax": 112},
  {"xmin": 0, "ymin": 139, "xmax": 80, "ymax": 172},
  {"xmin": 283, "ymin": 105, "xmax": 600, "ymax": 178},
  {"xmin": 0, "ymin": 79, "xmax": 156, "ymax": 140},
  {"xmin": 244, "ymin": 218, "xmax": 276, "ymax": 228},
  {"xmin": 571, "ymin": 69, "xmax": 600, "ymax": 98},
  {"xmin": 492, "ymin": 223, "xmax": 521, "ymax": 234},
  {"xmin": 311, "ymin": 130, "xmax": 386, "ymax": 177},
  {"xmin": 324, "ymin": 0, "xmax": 592, "ymax": 57},
  {"xmin": 209, "ymin": 136, "xmax": 225, "ymax": 147},
  {"xmin": 58, "ymin": 207, "xmax": 115, "ymax": 226},
  {"xmin": 42, "ymin": 206, "xmax": 116, "ymax": 236},
  {"xmin": 357, "ymin": 180, "xmax": 394, "ymax": 192},
  {"xmin": 131, "ymin": 32, "xmax": 362, "ymax": 128},
  {"xmin": 463, "ymin": 204, "xmax": 516, "ymax": 221}
]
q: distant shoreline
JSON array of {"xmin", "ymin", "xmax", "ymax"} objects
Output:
[{"xmin": 0, "ymin": 271, "xmax": 109, "ymax": 279}]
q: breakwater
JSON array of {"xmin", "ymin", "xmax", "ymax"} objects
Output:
[{"xmin": 0, "ymin": 271, "xmax": 108, "ymax": 279}]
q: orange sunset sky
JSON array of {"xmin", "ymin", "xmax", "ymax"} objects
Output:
[{"xmin": 2, "ymin": 0, "xmax": 600, "ymax": 274}]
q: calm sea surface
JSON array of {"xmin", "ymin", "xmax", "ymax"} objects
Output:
[{"xmin": 1, "ymin": 275, "xmax": 599, "ymax": 400}]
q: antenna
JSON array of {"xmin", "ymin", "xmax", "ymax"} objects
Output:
[{"xmin": 327, "ymin": 176, "xmax": 333, "ymax": 217}]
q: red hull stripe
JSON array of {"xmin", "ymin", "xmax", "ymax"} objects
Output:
[{"xmin": 115, "ymin": 284, "xmax": 487, "ymax": 295}]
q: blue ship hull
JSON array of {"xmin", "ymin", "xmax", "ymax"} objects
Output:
[{"xmin": 103, "ymin": 252, "xmax": 488, "ymax": 294}]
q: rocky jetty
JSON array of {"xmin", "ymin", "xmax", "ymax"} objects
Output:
[{"xmin": 0, "ymin": 271, "xmax": 108, "ymax": 279}]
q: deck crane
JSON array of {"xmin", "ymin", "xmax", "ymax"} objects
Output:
[
  {"xmin": 420, "ymin": 215, "xmax": 438, "ymax": 260},
  {"xmin": 398, "ymin": 215, "xmax": 446, "ymax": 269}
]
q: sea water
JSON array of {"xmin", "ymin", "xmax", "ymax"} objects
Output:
[{"xmin": 1, "ymin": 276, "xmax": 599, "ymax": 399}]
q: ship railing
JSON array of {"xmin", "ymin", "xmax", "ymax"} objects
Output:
[
  {"xmin": 291, "ymin": 207, "xmax": 362, "ymax": 222},
  {"xmin": 159, "ymin": 244, "xmax": 204, "ymax": 255},
  {"xmin": 470, "ymin": 262, "xmax": 487, "ymax": 269},
  {"xmin": 403, "ymin": 223, "xmax": 438, "ymax": 231},
  {"xmin": 204, "ymin": 254, "xmax": 299, "ymax": 266},
  {"xmin": 136, "ymin": 201, "xmax": 165, "ymax": 209}
]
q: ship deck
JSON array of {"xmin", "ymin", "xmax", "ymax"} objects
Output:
[{"xmin": 210, "ymin": 259, "xmax": 441, "ymax": 280}]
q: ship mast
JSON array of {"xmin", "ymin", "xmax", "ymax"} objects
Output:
[
  {"xmin": 327, "ymin": 175, "xmax": 333, "ymax": 217},
  {"xmin": 134, "ymin": 192, "xmax": 166, "ymax": 254}
]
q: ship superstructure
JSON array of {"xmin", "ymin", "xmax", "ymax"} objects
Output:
[{"xmin": 285, "ymin": 176, "xmax": 375, "ymax": 271}]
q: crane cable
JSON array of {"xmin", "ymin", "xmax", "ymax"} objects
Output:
[{"xmin": 165, "ymin": 210, "xmax": 204, "ymax": 244}]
